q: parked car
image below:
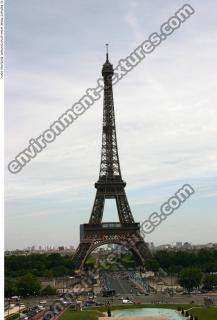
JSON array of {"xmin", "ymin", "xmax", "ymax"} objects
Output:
[
  {"xmin": 37, "ymin": 305, "xmax": 45, "ymax": 310},
  {"xmin": 43, "ymin": 313, "xmax": 53, "ymax": 320},
  {"xmin": 85, "ymin": 300, "xmax": 96, "ymax": 307}
]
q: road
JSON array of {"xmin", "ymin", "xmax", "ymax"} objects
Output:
[
  {"xmin": 106, "ymin": 273, "xmax": 138, "ymax": 295},
  {"xmin": 97, "ymin": 272, "xmax": 217, "ymax": 306}
]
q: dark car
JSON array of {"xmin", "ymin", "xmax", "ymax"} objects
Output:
[{"xmin": 43, "ymin": 312, "xmax": 53, "ymax": 320}]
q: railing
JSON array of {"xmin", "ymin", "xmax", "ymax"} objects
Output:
[
  {"xmin": 128, "ymin": 271, "xmax": 150, "ymax": 292},
  {"xmin": 102, "ymin": 223, "xmax": 122, "ymax": 228},
  {"xmin": 81, "ymin": 223, "xmax": 140, "ymax": 230}
]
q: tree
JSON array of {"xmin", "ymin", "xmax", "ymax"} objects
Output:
[
  {"xmin": 41, "ymin": 285, "xmax": 57, "ymax": 296},
  {"xmin": 5, "ymin": 278, "xmax": 17, "ymax": 297},
  {"xmin": 16, "ymin": 273, "xmax": 41, "ymax": 296},
  {"xmin": 145, "ymin": 259, "xmax": 160, "ymax": 273},
  {"xmin": 168, "ymin": 265, "xmax": 182, "ymax": 274},
  {"xmin": 121, "ymin": 254, "xmax": 136, "ymax": 269},
  {"xmin": 203, "ymin": 274, "xmax": 217, "ymax": 290},
  {"xmin": 84, "ymin": 255, "xmax": 96, "ymax": 269},
  {"xmin": 179, "ymin": 267, "xmax": 202, "ymax": 293}
]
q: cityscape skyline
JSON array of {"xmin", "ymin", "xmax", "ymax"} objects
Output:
[
  {"xmin": 5, "ymin": 0, "xmax": 217, "ymax": 250},
  {"xmin": 5, "ymin": 241, "xmax": 217, "ymax": 252}
]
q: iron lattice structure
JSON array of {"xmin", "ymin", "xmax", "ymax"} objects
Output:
[{"xmin": 72, "ymin": 51, "xmax": 151, "ymax": 270}]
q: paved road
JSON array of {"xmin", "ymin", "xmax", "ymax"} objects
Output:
[
  {"xmin": 97, "ymin": 272, "xmax": 217, "ymax": 306},
  {"xmin": 97, "ymin": 291, "xmax": 217, "ymax": 306},
  {"xmin": 106, "ymin": 273, "xmax": 138, "ymax": 295}
]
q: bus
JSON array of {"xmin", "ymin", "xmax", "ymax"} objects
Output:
[{"xmin": 102, "ymin": 289, "xmax": 116, "ymax": 297}]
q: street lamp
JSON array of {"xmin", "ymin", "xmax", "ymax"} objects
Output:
[
  {"xmin": 7, "ymin": 298, "xmax": 10, "ymax": 317},
  {"xmin": 26, "ymin": 293, "xmax": 30, "ymax": 311},
  {"xmin": 18, "ymin": 299, "xmax": 21, "ymax": 320}
]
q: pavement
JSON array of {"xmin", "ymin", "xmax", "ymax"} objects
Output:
[{"xmin": 4, "ymin": 306, "xmax": 26, "ymax": 317}]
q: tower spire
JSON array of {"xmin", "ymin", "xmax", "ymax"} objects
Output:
[{"xmin": 106, "ymin": 43, "xmax": 109, "ymax": 62}]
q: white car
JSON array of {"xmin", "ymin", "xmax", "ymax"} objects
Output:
[
  {"xmin": 37, "ymin": 305, "xmax": 45, "ymax": 310},
  {"xmin": 122, "ymin": 299, "xmax": 133, "ymax": 304}
]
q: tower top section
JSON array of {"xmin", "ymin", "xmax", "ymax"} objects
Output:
[
  {"xmin": 102, "ymin": 43, "xmax": 114, "ymax": 77},
  {"xmin": 106, "ymin": 43, "xmax": 109, "ymax": 61}
]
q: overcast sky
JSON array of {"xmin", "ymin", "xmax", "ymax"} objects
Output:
[{"xmin": 5, "ymin": 0, "xmax": 217, "ymax": 250}]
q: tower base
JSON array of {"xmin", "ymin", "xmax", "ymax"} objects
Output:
[{"xmin": 72, "ymin": 222, "xmax": 151, "ymax": 271}]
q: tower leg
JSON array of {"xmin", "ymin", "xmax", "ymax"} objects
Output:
[{"xmin": 72, "ymin": 242, "xmax": 92, "ymax": 271}]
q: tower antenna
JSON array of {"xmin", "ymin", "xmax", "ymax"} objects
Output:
[{"xmin": 106, "ymin": 43, "xmax": 109, "ymax": 61}]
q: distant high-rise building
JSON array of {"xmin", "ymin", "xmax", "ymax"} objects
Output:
[
  {"xmin": 183, "ymin": 242, "xmax": 191, "ymax": 250},
  {"xmin": 176, "ymin": 242, "xmax": 182, "ymax": 248},
  {"xmin": 148, "ymin": 242, "xmax": 155, "ymax": 251}
]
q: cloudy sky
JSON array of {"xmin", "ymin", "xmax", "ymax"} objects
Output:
[{"xmin": 5, "ymin": 0, "xmax": 217, "ymax": 250}]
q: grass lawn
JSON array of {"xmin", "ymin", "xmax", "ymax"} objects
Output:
[
  {"xmin": 60, "ymin": 304, "xmax": 217, "ymax": 320},
  {"xmin": 60, "ymin": 309, "xmax": 104, "ymax": 320},
  {"xmin": 190, "ymin": 307, "xmax": 217, "ymax": 320}
]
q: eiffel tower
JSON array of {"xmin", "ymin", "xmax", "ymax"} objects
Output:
[{"xmin": 72, "ymin": 46, "xmax": 151, "ymax": 271}]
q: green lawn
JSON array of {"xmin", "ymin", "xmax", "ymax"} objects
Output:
[
  {"xmin": 60, "ymin": 310, "xmax": 104, "ymax": 320},
  {"xmin": 189, "ymin": 307, "xmax": 217, "ymax": 320},
  {"xmin": 60, "ymin": 304, "xmax": 217, "ymax": 320}
]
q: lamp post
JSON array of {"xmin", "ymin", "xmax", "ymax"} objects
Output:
[
  {"xmin": 18, "ymin": 300, "xmax": 21, "ymax": 320},
  {"xmin": 7, "ymin": 298, "xmax": 10, "ymax": 317},
  {"xmin": 26, "ymin": 293, "xmax": 30, "ymax": 311}
]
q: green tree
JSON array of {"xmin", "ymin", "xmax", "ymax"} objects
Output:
[
  {"xmin": 84, "ymin": 255, "xmax": 96, "ymax": 269},
  {"xmin": 203, "ymin": 274, "xmax": 217, "ymax": 290},
  {"xmin": 16, "ymin": 273, "xmax": 41, "ymax": 296},
  {"xmin": 41, "ymin": 285, "xmax": 57, "ymax": 296},
  {"xmin": 120, "ymin": 254, "xmax": 136, "ymax": 269},
  {"xmin": 179, "ymin": 267, "xmax": 202, "ymax": 293},
  {"xmin": 5, "ymin": 278, "xmax": 17, "ymax": 297},
  {"xmin": 5, "ymin": 253, "xmax": 72, "ymax": 277},
  {"xmin": 145, "ymin": 259, "xmax": 160, "ymax": 273}
]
